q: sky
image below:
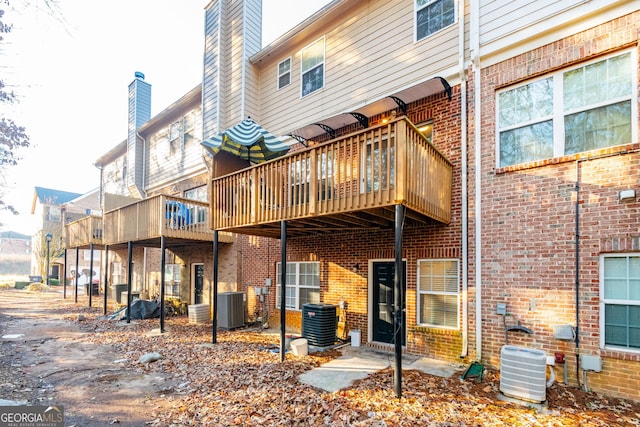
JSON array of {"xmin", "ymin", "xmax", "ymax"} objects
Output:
[{"xmin": 1, "ymin": 0, "xmax": 332, "ymax": 235}]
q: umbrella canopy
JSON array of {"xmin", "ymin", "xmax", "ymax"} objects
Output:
[{"xmin": 201, "ymin": 117, "xmax": 290, "ymax": 163}]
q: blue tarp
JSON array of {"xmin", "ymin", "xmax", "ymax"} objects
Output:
[{"xmin": 165, "ymin": 201, "xmax": 192, "ymax": 228}]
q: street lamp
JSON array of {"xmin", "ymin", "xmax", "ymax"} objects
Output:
[{"xmin": 45, "ymin": 233, "xmax": 52, "ymax": 286}]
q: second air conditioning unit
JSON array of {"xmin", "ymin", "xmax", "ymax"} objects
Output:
[
  {"xmin": 499, "ymin": 345, "xmax": 547, "ymax": 403},
  {"xmin": 218, "ymin": 292, "xmax": 245, "ymax": 329}
]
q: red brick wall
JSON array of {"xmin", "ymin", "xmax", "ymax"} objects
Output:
[
  {"xmin": 238, "ymin": 87, "xmax": 466, "ymax": 362},
  {"xmin": 472, "ymin": 11, "xmax": 640, "ymax": 400}
]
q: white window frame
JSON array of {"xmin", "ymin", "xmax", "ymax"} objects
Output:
[
  {"xmin": 275, "ymin": 261, "xmax": 320, "ymax": 310},
  {"xmin": 496, "ymin": 49, "xmax": 638, "ymax": 168},
  {"xmin": 300, "ymin": 37, "xmax": 325, "ymax": 98},
  {"xmin": 277, "ymin": 57, "xmax": 291, "ymax": 90},
  {"xmin": 417, "ymin": 258, "xmax": 459, "ymax": 329},
  {"xmin": 599, "ymin": 253, "xmax": 640, "ymax": 353},
  {"xmin": 414, "ymin": 0, "xmax": 456, "ymax": 42}
]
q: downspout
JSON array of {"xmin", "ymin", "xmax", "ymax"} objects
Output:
[
  {"xmin": 471, "ymin": 0, "xmax": 483, "ymax": 362},
  {"xmin": 459, "ymin": 0, "xmax": 468, "ymax": 358},
  {"xmin": 574, "ymin": 160, "xmax": 581, "ymax": 388}
]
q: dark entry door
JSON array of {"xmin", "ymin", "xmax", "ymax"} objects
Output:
[
  {"xmin": 372, "ymin": 261, "xmax": 406, "ymax": 345},
  {"xmin": 194, "ymin": 264, "xmax": 204, "ymax": 304}
]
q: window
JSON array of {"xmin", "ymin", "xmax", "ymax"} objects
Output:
[
  {"xmin": 275, "ymin": 261, "xmax": 320, "ymax": 310},
  {"xmin": 415, "ymin": 0, "xmax": 455, "ymax": 41},
  {"xmin": 165, "ymin": 264, "xmax": 181, "ymax": 297},
  {"xmin": 169, "ymin": 120, "xmax": 182, "ymax": 155},
  {"xmin": 497, "ymin": 50, "xmax": 636, "ymax": 167},
  {"xmin": 600, "ymin": 254, "xmax": 640, "ymax": 351},
  {"xmin": 47, "ymin": 206, "xmax": 61, "ymax": 222},
  {"xmin": 278, "ymin": 57, "xmax": 291, "ymax": 89},
  {"xmin": 417, "ymin": 259, "xmax": 459, "ymax": 328},
  {"xmin": 301, "ymin": 38, "xmax": 324, "ymax": 97}
]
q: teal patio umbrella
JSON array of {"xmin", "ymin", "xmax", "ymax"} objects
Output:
[{"xmin": 201, "ymin": 117, "xmax": 290, "ymax": 163}]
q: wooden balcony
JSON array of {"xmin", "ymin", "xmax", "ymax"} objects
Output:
[
  {"xmin": 210, "ymin": 117, "xmax": 453, "ymax": 238},
  {"xmin": 65, "ymin": 195, "xmax": 234, "ymax": 249},
  {"xmin": 101, "ymin": 195, "xmax": 225, "ymax": 247},
  {"xmin": 65, "ymin": 215, "xmax": 104, "ymax": 249}
]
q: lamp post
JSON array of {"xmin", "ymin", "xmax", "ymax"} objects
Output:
[{"xmin": 45, "ymin": 233, "xmax": 52, "ymax": 286}]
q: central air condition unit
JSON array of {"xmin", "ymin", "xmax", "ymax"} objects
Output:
[
  {"xmin": 499, "ymin": 345, "xmax": 547, "ymax": 403},
  {"xmin": 218, "ymin": 292, "xmax": 245, "ymax": 329},
  {"xmin": 302, "ymin": 303, "xmax": 337, "ymax": 347}
]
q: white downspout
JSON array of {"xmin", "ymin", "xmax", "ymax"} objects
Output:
[
  {"xmin": 471, "ymin": 0, "xmax": 482, "ymax": 362},
  {"xmin": 459, "ymin": 0, "xmax": 468, "ymax": 358},
  {"xmin": 240, "ymin": 0, "xmax": 247, "ymax": 119}
]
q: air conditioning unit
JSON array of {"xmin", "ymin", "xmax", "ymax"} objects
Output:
[
  {"xmin": 500, "ymin": 345, "xmax": 547, "ymax": 403},
  {"xmin": 218, "ymin": 292, "xmax": 245, "ymax": 329}
]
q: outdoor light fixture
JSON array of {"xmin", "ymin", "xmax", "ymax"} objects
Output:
[
  {"xmin": 619, "ymin": 189, "xmax": 636, "ymax": 202},
  {"xmin": 45, "ymin": 233, "xmax": 52, "ymax": 286}
]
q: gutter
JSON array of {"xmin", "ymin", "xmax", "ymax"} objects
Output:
[
  {"xmin": 471, "ymin": 0, "xmax": 482, "ymax": 362},
  {"xmin": 459, "ymin": 0, "xmax": 468, "ymax": 359}
]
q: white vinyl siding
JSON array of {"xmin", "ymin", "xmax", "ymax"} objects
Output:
[
  {"xmin": 275, "ymin": 261, "xmax": 320, "ymax": 310},
  {"xmin": 497, "ymin": 50, "xmax": 636, "ymax": 168},
  {"xmin": 253, "ymin": 0, "xmax": 458, "ymax": 136},
  {"xmin": 417, "ymin": 259, "xmax": 459, "ymax": 328},
  {"xmin": 600, "ymin": 254, "xmax": 640, "ymax": 352},
  {"xmin": 301, "ymin": 38, "xmax": 325, "ymax": 97}
]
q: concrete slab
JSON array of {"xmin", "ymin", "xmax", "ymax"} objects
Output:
[{"xmin": 299, "ymin": 345, "xmax": 463, "ymax": 392}]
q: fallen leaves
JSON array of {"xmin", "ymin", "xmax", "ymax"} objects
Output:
[{"xmin": 3, "ymin": 290, "xmax": 640, "ymax": 427}]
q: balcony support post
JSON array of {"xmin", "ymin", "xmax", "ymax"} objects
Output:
[
  {"xmin": 126, "ymin": 241, "xmax": 133, "ymax": 324},
  {"xmin": 88, "ymin": 243, "xmax": 95, "ymax": 307},
  {"xmin": 160, "ymin": 236, "xmax": 166, "ymax": 333},
  {"xmin": 280, "ymin": 221, "xmax": 287, "ymax": 363},
  {"xmin": 63, "ymin": 249, "xmax": 67, "ymax": 300},
  {"xmin": 74, "ymin": 247, "xmax": 80, "ymax": 304},
  {"xmin": 212, "ymin": 231, "xmax": 219, "ymax": 344},
  {"xmin": 250, "ymin": 169, "xmax": 258, "ymax": 224},
  {"xmin": 103, "ymin": 245, "xmax": 109, "ymax": 315},
  {"xmin": 393, "ymin": 204, "xmax": 405, "ymax": 399}
]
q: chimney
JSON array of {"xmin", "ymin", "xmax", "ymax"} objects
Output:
[{"xmin": 126, "ymin": 71, "xmax": 151, "ymax": 198}]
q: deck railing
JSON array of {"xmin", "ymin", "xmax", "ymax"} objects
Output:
[
  {"xmin": 65, "ymin": 215, "xmax": 104, "ymax": 248},
  {"xmin": 211, "ymin": 117, "xmax": 452, "ymax": 231},
  {"xmin": 101, "ymin": 195, "xmax": 215, "ymax": 245}
]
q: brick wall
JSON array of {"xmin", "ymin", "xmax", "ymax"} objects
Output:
[
  {"xmin": 473, "ymin": 11, "xmax": 640, "ymax": 400},
  {"xmin": 238, "ymin": 87, "xmax": 465, "ymax": 362}
]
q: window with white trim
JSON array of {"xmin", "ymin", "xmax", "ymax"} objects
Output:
[
  {"xmin": 600, "ymin": 254, "xmax": 640, "ymax": 351},
  {"xmin": 417, "ymin": 259, "xmax": 459, "ymax": 328},
  {"xmin": 301, "ymin": 38, "xmax": 324, "ymax": 97},
  {"xmin": 278, "ymin": 57, "xmax": 291, "ymax": 89},
  {"xmin": 497, "ymin": 50, "xmax": 636, "ymax": 168},
  {"xmin": 275, "ymin": 261, "xmax": 320, "ymax": 310},
  {"xmin": 415, "ymin": 0, "xmax": 455, "ymax": 41}
]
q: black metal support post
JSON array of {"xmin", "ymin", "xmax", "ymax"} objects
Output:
[
  {"xmin": 280, "ymin": 221, "xmax": 287, "ymax": 362},
  {"xmin": 160, "ymin": 236, "xmax": 166, "ymax": 333},
  {"xmin": 63, "ymin": 249, "xmax": 67, "ymax": 299},
  {"xmin": 74, "ymin": 247, "xmax": 79, "ymax": 303},
  {"xmin": 88, "ymin": 243, "xmax": 94, "ymax": 307},
  {"xmin": 103, "ymin": 245, "xmax": 109, "ymax": 315},
  {"xmin": 212, "ymin": 231, "xmax": 219, "ymax": 344},
  {"xmin": 126, "ymin": 241, "xmax": 133, "ymax": 323},
  {"xmin": 394, "ymin": 204, "xmax": 405, "ymax": 398}
]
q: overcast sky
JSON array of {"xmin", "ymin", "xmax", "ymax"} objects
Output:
[{"xmin": 1, "ymin": 0, "xmax": 332, "ymax": 235}]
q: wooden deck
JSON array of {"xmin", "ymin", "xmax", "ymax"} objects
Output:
[
  {"xmin": 65, "ymin": 195, "xmax": 233, "ymax": 249},
  {"xmin": 210, "ymin": 117, "xmax": 452, "ymax": 238}
]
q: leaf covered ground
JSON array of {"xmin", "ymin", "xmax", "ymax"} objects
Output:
[{"xmin": 1, "ymin": 288, "xmax": 640, "ymax": 426}]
